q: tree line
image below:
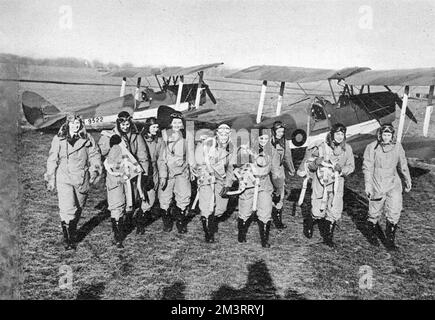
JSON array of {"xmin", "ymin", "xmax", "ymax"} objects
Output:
[{"xmin": 0, "ymin": 54, "xmax": 238, "ymax": 76}]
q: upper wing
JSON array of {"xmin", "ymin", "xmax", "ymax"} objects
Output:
[
  {"xmin": 225, "ymin": 65, "xmax": 370, "ymax": 83},
  {"xmin": 159, "ymin": 62, "xmax": 224, "ymax": 77},
  {"xmin": 347, "ymin": 133, "xmax": 435, "ymax": 160},
  {"xmin": 103, "ymin": 67, "xmax": 157, "ymax": 78},
  {"xmin": 104, "ymin": 63, "xmax": 223, "ymax": 78},
  {"xmin": 345, "ymin": 68, "xmax": 435, "ymax": 86}
]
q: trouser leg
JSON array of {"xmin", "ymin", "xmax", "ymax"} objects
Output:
[
  {"xmin": 137, "ymin": 188, "xmax": 156, "ymax": 235},
  {"xmin": 57, "ymin": 183, "xmax": 79, "ymax": 224},
  {"xmin": 238, "ymin": 188, "xmax": 254, "ymax": 243}
]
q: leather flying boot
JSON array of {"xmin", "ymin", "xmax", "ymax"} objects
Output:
[
  {"xmin": 162, "ymin": 209, "xmax": 173, "ymax": 232},
  {"xmin": 323, "ymin": 220, "xmax": 336, "ymax": 247},
  {"xmin": 318, "ymin": 218, "xmax": 328, "ymax": 240},
  {"xmin": 124, "ymin": 210, "xmax": 134, "ymax": 232},
  {"xmin": 237, "ymin": 217, "xmax": 251, "ymax": 243},
  {"xmin": 201, "ymin": 216, "xmax": 210, "ymax": 242},
  {"xmin": 111, "ymin": 218, "xmax": 124, "ymax": 248},
  {"xmin": 175, "ymin": 207, "xmax": 187, "ymax": 234},
  {"xmin": 207, "ymin": 214, "xmax": 216, "ymax": 243},
  {"xmin": 385, "ymin": 220, "xmax": 398, "ymax": 251},
  {"xmin": 272, "ymin": 207, "xmax": 287, "ymax": 230},
  {"xmin": 61, "ymin": 221, "xmax": 75, "ymax": 251},
  {"xmin": 257, "ymin": 220, "xmax": 271, "ymax": 248},
  {"xmin": 303, "ymin": 215, "xmax": 314, "ymax": 239},
  {"xmin": 68, "ymin": 218, "xmax": 79, "ymax": 244},
  {"xmin": 136, "ymin": 210, "xmax": 151, "ymax": 235},
  {"xmin": 180, "ymin": 208, "xmax": 189, "ymax": 233}
]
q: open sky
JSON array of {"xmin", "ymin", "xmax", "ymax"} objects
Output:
[{"xmin": 1, "ymin": 0, "xmax": 434, "ymax": 69}]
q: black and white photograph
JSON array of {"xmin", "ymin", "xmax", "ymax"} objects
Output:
[{"xmin": 0, "ymin": 0, "xmax": 434, "ymax": 304}]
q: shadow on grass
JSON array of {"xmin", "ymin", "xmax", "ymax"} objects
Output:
[
  {"xmin": 211, "ymin": 260, "xmax": 306, "ymax": 300},
  {"xmin": 343, "ymin": 187, "xmax": 390, "ymax": 248},
  {"xmin": 76, "ymin": 282, "xmax": 106, "ymax": 300},
  {"xmin": 75, "ymin": 209, "xmax": 110, "ymax": 243},
  {"xmin": 161, "ymin": 281, "xmax": 186, "ymax": 300}
]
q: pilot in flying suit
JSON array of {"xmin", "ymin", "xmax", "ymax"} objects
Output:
[
  {"xmin": 193, "ymin": 123, "xmax": 234, "ymax": 243},
  {"xmin": 136, "ymin": 117, "xmax": 163, "ymax": 234},
  {"xmin": 98, "ymin": 111, "xmax": 149, "ymax": 247},
  {"xmin": 45, "ymin": 113, "xmax": 102, "ymax": 250},
  {"xmin": 304, "ymin": 123, "xmax": 355, "ymax": 247},
  {"xmin": 157, "ymin": 112, "xmax": 192, "ymax": 234},
  {"xmin": 234, "ymin": 128, "xmax": 281, "ymax": 248},
  {"xmin": 362, "ymin": 123, "xmax": 412, "ymax": 250},
  {"xmin": 270, "ymin": 121, "xmax": 295, "ymax": 229}
]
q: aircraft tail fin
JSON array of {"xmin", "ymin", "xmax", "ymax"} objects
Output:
[{"xmin": 21, "ymin": 91, "xmax": 65, "ymax": 129}]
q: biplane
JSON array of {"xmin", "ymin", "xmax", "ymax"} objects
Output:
[
  {"xmin": 208, "ymin": 65, "xmax": 435, "ymax": 159},
  {"xmin": 21, "ymin": 62, "xmax": 223, "ymax": 130}
]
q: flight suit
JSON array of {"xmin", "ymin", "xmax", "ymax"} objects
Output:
[
  {"xmin": 306, "ymin": 141, "xmax": 354, "ymax": 222},
  {"xmin": 194, "ymin": 137, "xmax": 234, "ymax": 219},
  {"xmin": 46, "ymin": 131, "xmax": 102, "ymax": 223},
  {"xmin": 271, "ymin": 138, "xmax": 295, "ymax": 210},
  {"xmin": 237, "ymin": 147, "xmax": 281, "ymax": 224},
  {"xmin": 157, "ymin": 129, "xmax": 192, "ymax": 211},
  {"xmin": 363, "ymin": 141, "xmax": 411, "ymax": 225},
  {"xmin": 141, "ymin": 136, "xmax": 163, "ymax": 212},
  {"xmin": 99, "ymin": 128, "xmax": 149, "ymax": 220}
]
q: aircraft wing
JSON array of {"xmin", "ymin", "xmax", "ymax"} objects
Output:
[
  {"xmin": 22, "ymin": 91, "xmax": 135, "ymax": 130},
  {"xmin": 103, "ymin": 67, "xmax": 157, "ymax": 78},
  {"xmin": 345, "ymin": 68, "xmax": 435, "ymax": 86},
  {"xmin": 159, "ymin": 62, "xmax": 224, "ymax": 77},
  {"xmin": 347, "ymin": 133, "xmax": 435, "ymax": 160},
  {"xmin": 104, "ymin": 63, "xmax": 223, "ymax": 78},
  {"xmin": 225, "ymin": 65, "xmax": 370, "ymax": 83}
]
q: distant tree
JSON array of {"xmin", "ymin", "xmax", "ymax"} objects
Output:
[
  {"xmin": 107, "ymin": 62, "xmax": 120, "ymax": 70},
  {"xmin": 92, "ymin": 59, "xmax": 104, "ymax": 68},
  {"xmin": 121, "ymin": 62, "xmax": 134, "ymax": 68}
]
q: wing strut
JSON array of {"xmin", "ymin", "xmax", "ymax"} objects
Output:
[
  {"xmin": 135, "ymin": 77, "xmax": 141, "ymax": 101},
  {"xmin": 397, "ymin": 86, "xmax": 409, "ymax": 143},
  {"xmin": 194, "ymin": 71, "xmax": 204, "ymax": 109},
  {"xmin": 328, "ymin": 79, "xmax": 337, "ymax": 103},
  {"xmin": 120, "ymin": 77, "xmax": 127, "ymax": 97},
  {"xmin": 257, "ymin": 80, "xmax": 267, "ymax": 123},
  {"xmin": 423, "ymin": 85, "xmax": 434, "ymax": 137},
  {"xmin": 175, "ymin": 75, "xmax": 184, "ymax": 108},
  {"xmin": 276, "ymin": 82, "xmax": 285, "ymax": 115}
]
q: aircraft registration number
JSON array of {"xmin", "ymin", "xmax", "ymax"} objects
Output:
[{"xmin": 85, "ymin": 116, "xmax": 104, "ymax": 125}]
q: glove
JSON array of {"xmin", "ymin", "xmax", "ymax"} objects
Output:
[
  {"xmin": 44, "ymin": 172, "xmax": 56, "ymax": 192},
  {"xmin": 219, "ymin": 186, "xmax": 230, "ymax": 198},
  {"xmin": 405, "ymin": 181, "xmax": 412, "ymax": 193},
  {"xmin": 334, "ymin": 163, "xmax": 342, "ymax": 173},
  {"xmin": 160, "ymin": 177, "xmax": 168, "ymax": 191}
]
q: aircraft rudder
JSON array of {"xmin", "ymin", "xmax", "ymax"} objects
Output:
[{"xmin": 21, "ymin": 91, "xmax": 61, "ymax": 127}]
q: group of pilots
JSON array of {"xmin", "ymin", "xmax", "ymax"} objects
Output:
[{"xmin": 45, "ymin": 109, "xmax": 412, "ymax": 252}]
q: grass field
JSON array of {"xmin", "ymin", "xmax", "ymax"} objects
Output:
[{"xmin": 9, "ymin": 64, "xmax": 435, "ymax": 299}]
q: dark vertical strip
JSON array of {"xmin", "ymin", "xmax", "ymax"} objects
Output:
[{"xmin": 0, "ymin": 61, "xmax": 20, "ymax": 299}]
